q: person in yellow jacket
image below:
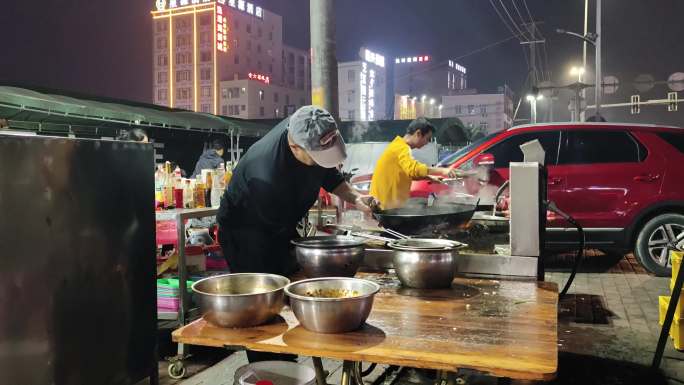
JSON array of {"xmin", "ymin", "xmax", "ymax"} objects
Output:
[{"xmin": 370, "ymin": 117, "xmax": 458, "ymax": 209}]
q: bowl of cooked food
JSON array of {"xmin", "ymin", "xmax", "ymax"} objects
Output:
[
  {"xmin": 284, "ymin": 277, "xmax": 380, "ymax": 333},
  {"xmin": 192, "ymin": 273, "xmax": 290, "ymax": 328}
]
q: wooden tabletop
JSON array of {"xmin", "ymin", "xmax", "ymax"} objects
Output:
[{"xmin": 173, "ymin": 273, "xmax": 558, "ymax": 381}]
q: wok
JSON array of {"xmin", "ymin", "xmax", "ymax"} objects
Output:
[{"xmin": 373, "ymin": 201, "xmax": 478, "ymax": 235}]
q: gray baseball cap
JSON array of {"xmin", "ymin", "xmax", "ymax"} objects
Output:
[{"xmin": 288, "ymin": 105, "xmax": 347, "ymax": 168}]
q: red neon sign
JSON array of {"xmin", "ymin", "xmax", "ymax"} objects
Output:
[{"xmin": 248, "ymin": 72, "xmax": 270, "ymax": 84}]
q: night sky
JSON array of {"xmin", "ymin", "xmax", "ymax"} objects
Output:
[{"xmin": 1, "ymin": 0, "xmax": 682, "ymax": 124}]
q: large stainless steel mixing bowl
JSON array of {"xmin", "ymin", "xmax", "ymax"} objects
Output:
[
  {"xmin": 291, "ymin": 236, "xmax": 365, "ymax": 278},
  {"xmin": 389, "ymin": 239, "xmax": 463, "ymax": 289},
  {"xmin": 192, "ymin": 273, "xmax": 290, "ymax": 328},
  {"xmin": 285, "ymin": 277, "xmax": 380, "ymax": 333}
]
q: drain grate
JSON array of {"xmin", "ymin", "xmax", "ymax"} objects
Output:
[{"xmin": 559, "ymin": 294, "xmax": 611, "ymax": 324}]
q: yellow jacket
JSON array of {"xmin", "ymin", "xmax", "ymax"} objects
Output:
[{"xmin": 370, "ymin": 136, "xmax": 428, "ymax": 209}]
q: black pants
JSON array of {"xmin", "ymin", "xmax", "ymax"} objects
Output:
[
  {"xmin": 219, "ymin": 225, "xmax": 298, "ymax": 363},
  {"xmin": 219, "ymin": 226, "xmax": 298, "ymax": 275}
]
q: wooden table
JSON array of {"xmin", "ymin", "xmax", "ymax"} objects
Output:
[{"xmin": 173, "ymin": 273, "xmax": 558, "ymax": 382}]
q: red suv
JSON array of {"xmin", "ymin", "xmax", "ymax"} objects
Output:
[{"xmin": 354, "ymin": 123, "xmax": 684, "ymax": 275}]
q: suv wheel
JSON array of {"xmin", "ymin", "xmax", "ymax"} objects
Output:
[{"xmin": 635, "ymin": 213, "xmax": 684, "ymax": 276}]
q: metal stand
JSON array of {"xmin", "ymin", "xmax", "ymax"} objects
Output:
[
  {"xmin": 313, "ymin": 357, "xmax": 328, "ymax": 385},
  {"xmin": 340, "ymin": 361, "xmax": 355, "ymax": 385},
  {"xmin": 652, "ymin": 252, "xmax": 684, "ymax": 368},
  {"xmin": 155, "ymin": 207, "xmax": 219, "ymax": 378}
]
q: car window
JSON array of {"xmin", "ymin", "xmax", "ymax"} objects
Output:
[
  {"xmin": 558, "ymin": 130, "xmax": 643, "ymax": 165},
  {"xmin": 437, "ymin": 131, "xmax": 500, "ymax": 167},
  {"xmin": 657, "ymin": 132, "xmax": 684, "ymax": 154},
  {"xmin": 484, "ymin": 131, "xmax": 561, "ymax": 169}
]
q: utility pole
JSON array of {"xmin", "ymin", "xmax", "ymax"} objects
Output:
[
  {"xmin": 520, "ymin": 21, "xmax": 545, "ymax": 123},
  {"xmin": 309, "ymin": 1, "xmax": 338, "ymax": 379},
  {"xmin": 529, "ymin": 22, "xmax": 538, "ymax": 87},
  {"xmin": 557, "ymin": 0, "xmax": 602, "ymax": 121},
  {"xmin": 581, "ymin": 0, "xmax": 589, "ymax": 121},
  {"xmin": 310, "ymin": 0, "xmax": 339, "ymax": 121},
  {"xmin": 594, "ymin": 0, "xmax": 602, "ymax": 119}
]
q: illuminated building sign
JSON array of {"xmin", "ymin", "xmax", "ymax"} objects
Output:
[
  {"xmin": 395, "ymin": 55, "xmax": 429, "ymax": 64},
  {"xmin": 359, "ymin": 62, "xmax": 367, "ymax": 121},
  {"xmin": 216, "ymin": 4, "xmax": 228, "ymax": 52},
  {"xmin": 156, "ymin": 0, "xmax": 263, "ymax": 19},
  {"xmin": 368, "ymin": 69, "xmax": 376, "ymax": 120},
  {"xmin": 157, "ymin": 0, "xmax": 213, "ymax": 10},
  {"xmin": 362, "ymin": 48, "xmax": 385, "ymax": 68},
  {"xmin": 228, "ymin": 0, "xmax": 263, "ymax": 17},
  {"xmin": 248, "ymin": 72, "xmax": 271, "ymax": 84},
  {"xmin": 449, "ymin": 60, "xmax": 466, "ymax": 73}
]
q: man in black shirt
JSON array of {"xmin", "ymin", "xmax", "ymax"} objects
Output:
[{"xmin": 217, "ymin": 106, "xmax": 377, "ymax": 276}]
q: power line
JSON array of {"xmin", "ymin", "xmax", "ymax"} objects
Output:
[
  {"xmin": 393, "ymin": 31, "xmax": 526, "ymax": 81},
  {"xmin": 488, "ymin": 0, "xmax": 524, "ymax": 42},
  {"xmin": 498, "ymin": 0, "xmax": 531, "ymax": 40},
  {"xmin": 518, "ymin": 0, "xmax": 551, "ymax": 83},
  {"xmin": 522, "ymin": 0, "xmax": 535, "ymax": 27},
  {"xmin": 511, "ymin": 0, "xmax": 533, "ymax": 37}
]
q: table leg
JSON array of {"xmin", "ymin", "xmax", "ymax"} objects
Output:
[
  {"xmin": 313, "ymin": 357, "xmax": 327, "ymax": 385},
  {"xmin": 340, "ymin": 361, "xmax": 355, "ymax": 385},
  {"xmin": 177, "ymin": 214, "xmax": 188, "ymax": 360}
]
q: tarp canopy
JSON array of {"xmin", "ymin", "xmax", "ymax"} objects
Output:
[{"xmin": 0, "ymin": 85, "xmax": 271, "ymax": 137}]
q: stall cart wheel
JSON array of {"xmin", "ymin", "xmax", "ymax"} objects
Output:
[{"xmin": 168, "ymin": 361, "xmax": 186, "ymax": 379}]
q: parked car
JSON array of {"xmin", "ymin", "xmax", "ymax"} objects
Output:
[{"xmin": 354, "ymin": 123, "xmax": 684, "ymax": 276}]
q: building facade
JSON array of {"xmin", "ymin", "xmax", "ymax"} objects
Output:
[
  {"xmin": 337, "ymin": 50, "xmax": 387, "ymax": 122},
  {"xmin": 393, "ymin": 94, "xmax": 442, "ymax": 120},
  {"xmin": 440, "ymin": 86, "xmax": 515, "ymax": 134},
  {"xmin": 394, "ymin": 55, "xmax": 467, "ymax": 99},
  {"xmin": 151, "ymin": 0, "xmax": 309, "ymax": 115},
  {"xmin": 219, "ymin": 77, "xmax": 309, "ymax": 119}
]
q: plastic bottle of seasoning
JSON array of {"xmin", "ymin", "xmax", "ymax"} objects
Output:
[
  {"xmin": 194, "ymin": 181, "xmax": 206, "ymax": 208},
  {"xmin": 183, "ymin": 179, "xmax": 194, "ymax": 209},
  {"xmin": 174, "ymin": 186, "xmax": 184, "ymax": 209},
  {"xmin": 216, "ymin": 163, "xmax": 226, "ymax": 190},
  {"xmin": 164, "ymin": 175, "xmax": 175, "ymax": 209},
  {"xmin": 154, "ymin": 165, "xmax": 165, "ymax": 209}
]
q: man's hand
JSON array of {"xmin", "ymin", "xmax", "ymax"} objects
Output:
[
  {"xmin": 354, "ymin": 195, "xmax": 380, "ymax": 213},
  {"xmin": 332, "ymin": 182, "xmax": 381, "ymax": 213},
  {"xmin": 426, "ymin": 175, "xmax": 445, "ymax": 184},
  {"xmin": 427, "ymin": 167, "xmax": 457, "ymax": 178}
]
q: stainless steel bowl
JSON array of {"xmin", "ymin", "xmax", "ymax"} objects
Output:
[
  {"xmin": 292, "ymin": 236, "xmax": 365, "ymax": 278},
  {"xmin": 389, "ymin": 239, "xmax": 461, "ymax": 289},
  {"xmin": 192, "ymin": 273, "xmax": 290, "ymax": 328},
  {"xmin": 285, "ymin": 277, "xmax": 380, "ymax": 333}
]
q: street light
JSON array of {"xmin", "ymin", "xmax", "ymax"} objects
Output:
[
  {"xmin": 429, "ymin": 98, "xmax": 435, "ymax": 105},
  {"xmin": 526, "ymin": 94, "xmax": 543, "ymax": 123},
  {"xmin": 570, "ymin": 66, "xmax": 585, "ymax": 82},
  {"xmin": 570, "ymin": 66, "xmax": 586, "ymax": 122},
  {"xmin": 421, "ymin": 95, "xmax": 427, "ymax": 102},
  {"xmin": 556, "ymin": 0, "xmax": 602, "ymax": 119}
]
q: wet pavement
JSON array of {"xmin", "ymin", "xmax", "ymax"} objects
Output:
[{"xmin": 150, "ymin": 253, "xmax": 684, "ymax": 385}]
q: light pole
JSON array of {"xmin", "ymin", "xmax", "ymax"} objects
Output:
[
  {"xmin": 527, "ymin": 94, "xmax": 543, "ymax": 124},
  {"xmin": 556, "ymin": 0, "xmax": 601, "ymax": 120},
  {"xmin": 570, "ymin": 66, "xmax": 585, "ymax": 121}
]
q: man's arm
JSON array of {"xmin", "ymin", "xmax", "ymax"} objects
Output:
[
  {"xmin": 332, "ymin": 182, "xmax": 378, "ymax": 213},
  {"xmin": 396, "ymin": 148, "xmax": 459, "ymax": 180}
]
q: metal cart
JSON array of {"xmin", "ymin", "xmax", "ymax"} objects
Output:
[{"xmin": 156, "ymin": 207, "xmax": 219, "ymax": 379}]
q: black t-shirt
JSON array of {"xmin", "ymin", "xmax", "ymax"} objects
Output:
[{"xmin": 217, "ymin": 117, "xmax": 345, "ymax": 232}]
